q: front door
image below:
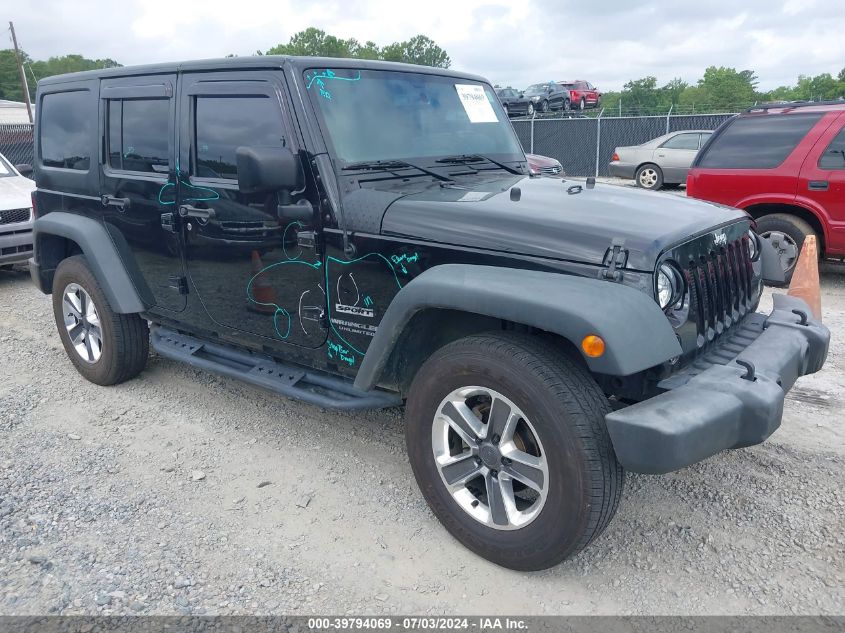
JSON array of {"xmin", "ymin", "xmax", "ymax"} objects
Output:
[
  {"xmin": 177, "ymin": 71, "xmax": 327, "ymax": 348},
  {"xmin": 656, "ymin": 132, "xmax": 700, "ymax": 182},
  {"xmin": 100, "ymin": 75, "xmax": 185, "ymax": 312},
  {"xmin": 800, "ymin": 117, "xmax": 845, "ymax": 253}
]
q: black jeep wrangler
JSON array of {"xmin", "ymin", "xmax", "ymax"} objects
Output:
[{"xmin": 29, "ymin": 57, "xmax": 829, "ymax": 571}]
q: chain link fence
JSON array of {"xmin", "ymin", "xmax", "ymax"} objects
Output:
[
  {"xmin": 513, "ymin": 112, "xmax": 737, "ymax": 177},
  {"xmin": 2, "ymin": 115, "xmax": 738, "ymax": 180},
  {"xmin": 0, "ymin": 123, "xmax": 35, "ymax": 167}
]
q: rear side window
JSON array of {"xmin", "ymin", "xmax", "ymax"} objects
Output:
[
  {"xmin": 819, "ymin": 126, "xmax": 845, "ymax": 170},
  {"xmin": 194, "ymin": 96, "xmax": 286, "ymax": 180},
  {"xmin": 662, "ymin": 133, "xmax": 700, "ymax": 150},
  {"xmin": 40, "ymin": 90, "xmax": 92, "ymax": 170},
  {"xmin": 697, "ymin": 113, "xmax": 822, "ymax": 169},
  {"xmin": 107, "ymin": 98, "xmax": 170, "ymax": 173}
]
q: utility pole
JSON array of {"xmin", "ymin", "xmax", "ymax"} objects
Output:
[{"xmin": 9, "ymin": 21, "xmax": 33, "ymax": 123}]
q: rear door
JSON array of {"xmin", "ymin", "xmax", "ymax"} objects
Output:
[
  {"xmin": 656, "ymin": 132, "xmax": 700, "ymax": 183},
  {"xmin": 177, "ymin": 70, "xmax": 327, "ymax": 348},
  {"xmin": 99, "ymin": 75, "xmax": 185, "ymax": 312},
  {"xmin": 689, "ymin": 113, "xmax": 828, "ymax": 206},
  {"xmin": 798, "ymin": 114, "xmax": 845, "ymax": 253}
]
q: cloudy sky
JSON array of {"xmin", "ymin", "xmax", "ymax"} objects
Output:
[{"xmin": 7, "ymin": 0, "xmax": 845, "ymax": 91}]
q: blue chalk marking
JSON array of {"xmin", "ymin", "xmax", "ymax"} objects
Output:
[
  {"xmin": 389, "ymin": 252, "xmax": 419, "ymax": 274},
  {"xmin": 305, "ymin": 69, "xmax": 361, "ymax": 100},
  {"xmin": 246, "ymin": 252, "xmax": 404, "ymax": 357}
]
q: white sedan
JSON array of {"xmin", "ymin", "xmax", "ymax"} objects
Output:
[{"xmin": 0, "ymin": 152, "xmax": 36, "ymax": 269}]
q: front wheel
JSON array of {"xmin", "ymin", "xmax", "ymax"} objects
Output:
[
  {"xmin": 527, "ymin": 102, "xmax": 535, "ymax": 116},
  {"xmin": 52, "ymin": 255, "xmax": 149, "ymax": 386},
  {"xmin": 540, "ymin": 99, "xmax": 549, "ymax": 113},
  {"xmin": 563, "ymin": 98, "xmax": 571, "ymax": 111},
  {"xmin": 405, "ymin": 332, "xmax": 624, "ymax": 571}
]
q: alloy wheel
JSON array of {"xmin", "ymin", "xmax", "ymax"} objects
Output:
[
  {"xmin": 760, "ymin": 230, "xmax": 799, "ymax": 273},
  {"xmin": 638, "ymin": 168, "xmax": 659, "ymax": 188},
  {"xmin": 431, "ymin": 386, "xmax": 549, "ymax": 530},
  {"xmin": 62, "ymin": 283, "xmax": 103, "ymax": 363}
]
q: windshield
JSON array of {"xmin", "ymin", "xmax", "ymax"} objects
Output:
[
  {"xmin": 524, "ymin": 84, "xmax": 548, "ymax": 95},
  {"xmin": 305, "ymin": 68, "xmax": 524, "ymax": 165},
  {"xmin": 0, "ymin": 153, "xmax": 13, "ymax": 178}
]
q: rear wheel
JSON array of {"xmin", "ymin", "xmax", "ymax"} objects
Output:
[
  {"xmin": 636, "ymin": 164, "xmax": 663, "ymax": 190},
  {"xmin": 540, "ymin": 99, "xmax": 549, "ymax": 113},
  {"xmin": 579, "ymin": 97, "xmax": 586, "ymax": 110},
  {"xmin": 563, "ymin": 98, "xmax": 571, "ymax": 111},
  {"xmin": 52, "ymin": 255, "xmax": 149, "ymax": 386},
  {"xmin": 405, "ymin": 332, "xmax": 624, "ymax": 571},
  {"xmin": 756, "ymin": 213, "xmax": 816, "ymax": 284}
]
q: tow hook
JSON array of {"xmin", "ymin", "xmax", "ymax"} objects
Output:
[{"xmin": 736, "ymin": 359, "xmax": 757, "ymax": 382}]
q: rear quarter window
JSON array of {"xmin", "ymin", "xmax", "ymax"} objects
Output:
[
  {"xmin": 697, "ymin": 113, "xmax": 823, "ymax": 169},
  {"xmin": 39, "ymin": 90, "xmax": 94, "ymax": 171}
]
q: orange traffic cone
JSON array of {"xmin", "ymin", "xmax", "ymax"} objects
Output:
[
  {"xmin": 787, "ymin": 235, "xmax": 821, "ymax": 321},
  {"xmin": 247, "ymin": 250, "xmax": 277, "ymax": 315}
]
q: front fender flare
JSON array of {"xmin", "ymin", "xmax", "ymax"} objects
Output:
[
  {"xmin": 32, "ymin": 212, "xmax": 148, "ymax": 313},
  {"xmin": 353, "ymin": 264, "xmax": 682, "ymax": 390}
]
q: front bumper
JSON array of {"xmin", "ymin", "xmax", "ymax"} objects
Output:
[
  {"xmin": 605, "ymin": 294, "xmax": 830, "ymax": 474},
  {"xmin": 608, "ymin": 162, "xmax": 636, "ymax": 179},
  {"xmin": 0, "ymin": 225, "xmax": 33, "ymax": 265}
]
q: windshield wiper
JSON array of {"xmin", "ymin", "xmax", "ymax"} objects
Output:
[
  {"xmin": 341, "ymin": 159, "xmax": 453, "ymax": 182},
  {"xmin": 435, "ymin": 154, "xmax": 523, "ymax": 175}
]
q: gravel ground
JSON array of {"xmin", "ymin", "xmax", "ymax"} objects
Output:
[{"xmin": 0, "ymin": 262, "xmax": 843, "ymax": 616}]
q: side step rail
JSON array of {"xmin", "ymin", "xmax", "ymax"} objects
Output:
[{"xmin": 150, "ymin": 326, "xmax": 402, "ymax": 410}]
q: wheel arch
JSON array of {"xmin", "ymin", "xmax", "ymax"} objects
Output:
[
  {"xmin": 32, "ymin": 212, "xmax": 151, "ymax": 313},
  {"xmin": 744, "ymin": 202, "xmax": 827, "ymax": 254},
  {"xmin": 353, "ymin": 264, "xmax": 682, "ymax": 393}
]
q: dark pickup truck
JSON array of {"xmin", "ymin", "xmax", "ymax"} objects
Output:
[{"xmin": 29, "ymin": 56, "xmax": 829, "ymax": 571}]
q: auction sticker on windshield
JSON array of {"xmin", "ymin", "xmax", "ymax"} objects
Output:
[{"xmin": 455, "ymin": 84, "xmax": 498, "ymax": 123}]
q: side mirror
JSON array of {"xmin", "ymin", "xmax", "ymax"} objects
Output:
[
  {"xmin": 15, "ymin": 163, "xmax": 33, "ymax": 178},
  {"xmin": 235, "ymin": 146, "xmax": 303, "ymax": 194}
]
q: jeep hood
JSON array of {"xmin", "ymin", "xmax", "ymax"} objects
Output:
[{"xmin": 379, "ymin": 175, "xmax": 748, "ymax": 271}]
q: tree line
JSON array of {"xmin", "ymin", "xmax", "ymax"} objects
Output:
[
  {"xmin": 1, "ymin": 27, "xmax": 842, "ymax": 115},
  {"xmin": 589, "ymin": 67, "xmax": 845, "ymax": 115}
]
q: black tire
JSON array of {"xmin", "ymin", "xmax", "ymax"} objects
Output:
[
  {"xmin": 563, "ymin": 98, "xmax": 571, "ymax": 111},
  {"xmin": 579, "ymin": 97, "xmax": 586, "ymax": 110},
  {"xmin": 540, "ymin": 99, "xmax": 549, "ymax": 113},
  {"xmin": 635, "ymin": 163, "xmax": 663, "ymax": 190},
  {"xmin": 755, "ymin": 213, "xmax": 816, "ymax": 285},
  {"xmin": 52, "ymin": 255, "xmax": 149, "ymax": 386},
  {"xmin": 405, "ymin": 332, "xmax": 624, "ymax": 571},
  {"xmin": 527, "ymin": 102, "xmax": 535, "ymax": 117}
]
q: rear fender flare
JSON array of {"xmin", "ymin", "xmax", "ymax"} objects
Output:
[{"xmin": 32, "ymin": 212, "xmax": 148, "ymax": 313}]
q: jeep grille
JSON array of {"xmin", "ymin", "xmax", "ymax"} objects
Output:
[{"xmin": 683, "ymin": 235, "xmax": 756, "ymax": 346}]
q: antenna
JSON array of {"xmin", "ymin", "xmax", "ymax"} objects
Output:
[{"xmin": 9, "ymin": 21, "xmax": 33, "ymax": 123}]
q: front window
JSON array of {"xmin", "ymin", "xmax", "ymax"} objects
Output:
[
  {"xmin": 0, "ymin": 153, "xmax": 14, "ymax": 178},
  {"xmin": 305, "ymin": 68, "xmax": 523, "ymax": 165}
]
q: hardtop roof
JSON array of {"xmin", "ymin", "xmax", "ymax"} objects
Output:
[{"xmin": 37, "ymin": 55, "xmax": 488, "ymax": 86}]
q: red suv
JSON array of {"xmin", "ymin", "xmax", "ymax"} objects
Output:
[
  {"xmin": 558, "ymin": 80, "xmax": 601, "ymax": 110},
  {"xmin": 687, "ymin": 101, "xmax": 845, "ymax": 281}
]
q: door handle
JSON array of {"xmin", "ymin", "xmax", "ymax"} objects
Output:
[
  {"xmin": 101, "ymin": 195, "xmax": 130, "ymax": 209},
  {"xmin": 178, "ymin": 205, "xmax": 215, "ymax": 220},
  {"xmin": 808, "ymin": 180, "xmax": 829, "ymax": 191}
]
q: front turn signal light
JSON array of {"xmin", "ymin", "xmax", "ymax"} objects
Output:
[{"xmin": 581, "ymin": 334, "xmax": 605, "ymax": 358}]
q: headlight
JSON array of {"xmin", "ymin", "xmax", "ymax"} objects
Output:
[
  {"xmin": 747, "ymin": 230, "xmax": 759, "ymax": 261},
  {"xmin": 657, "ymin": 263, "xmax": 683, "ymax": 309}
]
